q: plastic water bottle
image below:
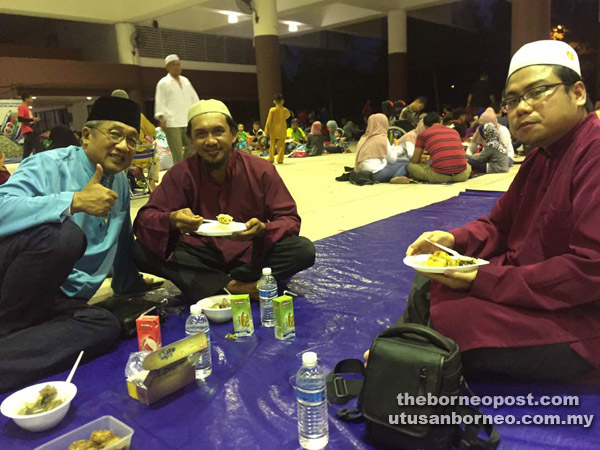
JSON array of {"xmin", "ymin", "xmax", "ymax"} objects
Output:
[
  {"xmin": 296, "ymin": 352, "xmax": 329, "ymax": 450},
  {"xmin": 258, "ymin": 267, "xmax": 277, "ymax": 327},
  {"xmin": 124, "ymin": 351, "xmax": 149, "ymax": 378},
  {"xmin": 185, "ymin": 304, "xmax": 212, "ymax": 379}
]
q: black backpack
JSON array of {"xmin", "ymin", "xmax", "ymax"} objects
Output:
[{"xmin": 327, "ymin": 324, "xmax": 500, "ymax": 450}]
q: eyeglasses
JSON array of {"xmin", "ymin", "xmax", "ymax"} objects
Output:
[
  {"xmin": 501, "ymin": 83, "xmax": 571, "ymax": 111},
  {"xmin": 92, "ymin": 127, "xmax": 140, "ymax": 151}
]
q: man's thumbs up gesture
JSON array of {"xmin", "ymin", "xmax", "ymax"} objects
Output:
[{"xmin": 71, "ymin": 164, "xmax": 119, "ymax": 216}]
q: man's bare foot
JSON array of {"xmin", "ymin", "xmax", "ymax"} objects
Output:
[{"xmin": 226, "ymin": 279, "xmax": 259, "ymax": 300}]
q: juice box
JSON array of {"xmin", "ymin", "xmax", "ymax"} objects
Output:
[
  {"xmin": 135, "ymin": 315, "xmax": 162, "ymax": 351},
  {"xmin": 273, "ymin": 295, "xmax": 295, "ymax": 340},
  {"xmin": 231, "ymin": 294, "xmax": 254, "ymax": 337}
]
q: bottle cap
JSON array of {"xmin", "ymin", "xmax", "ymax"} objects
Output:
[
  {"xmin": 190, "ymin": 304, "xmax": 203, "ymax": 315},
  {"xmin": 302, "ymin": 352, "xmax": 317, "ymax": 367},
  {"xmin": 262, "ymin": 267, "xmax": 272, "ymax": 275}
]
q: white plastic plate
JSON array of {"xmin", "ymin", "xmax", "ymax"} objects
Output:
[
  {"xmin": 403, "ymin": 254, "xmax": 489, "ymax": 273},
  {"xmin": 193, "ymin": 220, "xmax": 247, "ymax": 237}
]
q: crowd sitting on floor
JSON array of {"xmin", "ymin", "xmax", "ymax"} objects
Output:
[{"xmin": 2, "ymin": 39, "xmax": 600, "ymax": 397}]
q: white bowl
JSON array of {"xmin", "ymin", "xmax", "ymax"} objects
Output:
[
  {"xmin": 1, "ymin": 381, "xmax": 77, "ymax": 432},
  {"xmin": 197, "ymin": 295, "xmax": 233, "ymax": 323}
]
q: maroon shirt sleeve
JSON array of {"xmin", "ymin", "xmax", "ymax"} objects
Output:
[
  {"xmin": 449, "ymin": 170, "xmax": 520, "ymax": 259},
  {"xmin": 259, "ymin": 163, "xmax": 301, "ymax": 257},
  {"xmin": 133, "ymin": 163, "xmax": 193, "ymax": 260},
  {"xmin": 452, "ymin": 152, "xmax": 600, "ymax": 311},
  {"xmin": 0, "ymin": 169, "xmax": 10, "ymax": 185}
]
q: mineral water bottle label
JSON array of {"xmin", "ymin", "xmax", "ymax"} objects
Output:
[
  {"xmin": 297, "ymin": 386, "xmax": 326, "ymax": 403},
  {"xmin": 259, "ymin": 287, "xmax": 277, "ymax": 299}
]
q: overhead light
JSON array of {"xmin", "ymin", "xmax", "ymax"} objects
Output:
[
  {"xmin": 86, "ymin": 96, "xmax": 92, "ymax": 100},
  {"xmin": 451, "ymin": 85, "xmax": 455, "ymax": 89},
  {"xmin": 228, "ymin": 14, "xmax": 239, "ymax": 23},
  {"xmin": 288, "ymin": 23, "xmax": 298, "ymax": 32},
  {"xmin": 32, "ymin": 96, "xmax": 37, "ymax": 99}
]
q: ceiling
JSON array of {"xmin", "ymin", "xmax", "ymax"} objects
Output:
[{"xmin": 0, "ymin": 0, "xmax": 464, "ymax": 40}]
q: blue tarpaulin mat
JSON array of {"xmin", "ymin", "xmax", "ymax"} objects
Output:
[{"xmin": 1, "ymin": 190, "xmax": 598, "ymax": 449}]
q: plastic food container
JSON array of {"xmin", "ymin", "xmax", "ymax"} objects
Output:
[{"xmin": 34, "ymin": 415, "xmax": 134, "ymax": 450}]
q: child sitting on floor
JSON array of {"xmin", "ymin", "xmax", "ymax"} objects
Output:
[{"xmin": 325, "ymin": 129, "xmax": 350, "ymax": 154}]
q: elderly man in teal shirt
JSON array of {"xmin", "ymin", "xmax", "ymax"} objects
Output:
[{"xmin": 0, "ymin": 96, "xmax": 147, "ymax": 392}]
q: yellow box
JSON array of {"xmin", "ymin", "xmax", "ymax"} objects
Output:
[{"xmin": 126, "ymin": 332, "xmax": 206, "ymax": 405}]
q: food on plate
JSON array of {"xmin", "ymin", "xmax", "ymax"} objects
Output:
[
  {"xmin": 68, "ymin": 429, "xmax": 123, "ymax": 450},
  {"xmin": 216, "ymin": 214, "xmax": 233, "ymax": 225},
  {"xmin": 210, "ymin": 297, "xmax": 230, "ymax": 309},
  {"xmin": 18, "ymin": 385, "xmax": 63, "ymax": 415},
  {"xmin": 421, "ymin": 251, "xmax": 477, "ymax": 267}
]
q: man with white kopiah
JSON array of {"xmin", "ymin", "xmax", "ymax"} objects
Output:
[
  {"xmin": 154, "ymin": 54, "xmax": 200, "ymax": 163},
  {"xmin": 373, "ymin": 40, "xmax": 600, "ymax": 383}
]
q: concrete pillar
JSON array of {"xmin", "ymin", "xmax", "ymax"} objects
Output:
[
  {"xmin": 115, "ymin": 23, "xmax": 140, "ymax": 65},
  {"xmin": 388, "ymin": 10, "xmax": 408, "ymax": 102},
  {"xmin": 252, "ymin": 0, "xmax": 282, "ymax": 126},
  {"xmin": 511, "ymin": 0, "xmax": 551, "ymax": 55}
]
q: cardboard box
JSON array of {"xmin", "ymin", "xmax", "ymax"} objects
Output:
[
  {"xmin": 126, "ymin": 332, "xmax": 206, "ymax": 405},
  {"xmin": 273, "ymin": 295, "xmax": 295, "ymax": 340},
  {"xmin": 231, "ymin": 294, "xmax": 254, "ymax": 337},
  {"xmin": 135, "ymin": 315, "xmax": 162, "ymax": 352}
]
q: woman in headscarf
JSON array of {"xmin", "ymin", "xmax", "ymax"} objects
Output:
[
  {"xmin": 354, "ymin": 113, "xmax": 411, "ymax": 183},
  {"xmin": 466, "ymin": 122, "xmax": 510, "ymax": 173},
  {"xmin": 466, "ymin": 107, "xmax": 514, "ymax": 159},
  {"xmin": 324, "ymin": 120, "xmax": 350, "ymax": 153},
  {"xmin": 306, "ymin": 121, "xmax": 325, "ymax": 156}
]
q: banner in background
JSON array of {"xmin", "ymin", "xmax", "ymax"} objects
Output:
[{"xmin": 0, "ymin": 100, "xmax": 23, "ymax": 142}]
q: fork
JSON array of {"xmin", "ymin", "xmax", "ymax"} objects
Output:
[{"xmin": 424, "ymin": 238, "xmax": 468, "ymax": 259}]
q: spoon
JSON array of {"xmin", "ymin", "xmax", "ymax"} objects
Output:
[
  {"xmin": 66, "ymin": 351, "xmax": 84, "ymax": 384},
  {"xmin": 424, "ymin": 238, "xmax": 469, "ymax": 260}
]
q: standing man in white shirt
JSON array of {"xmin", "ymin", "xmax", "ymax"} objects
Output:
[{"xmin": 154, "ymin": 54, "xmax": 200, "ymax": 163}]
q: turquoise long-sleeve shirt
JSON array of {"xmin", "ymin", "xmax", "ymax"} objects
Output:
[{"xmin": 0, "ymin": 146, "xmax": 144, "ymax": 299}]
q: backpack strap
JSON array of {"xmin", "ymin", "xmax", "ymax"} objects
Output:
[
  {"xmin": 326, "ymin": 358, "xmax": 367, "ymax": 421},
  {"xmin": 455, "ymin": 379, "xmax": 501, "ymax": 450},
  {"xmin": 326, "ymin": 358, "xmax": 365, "ymax": 405}
]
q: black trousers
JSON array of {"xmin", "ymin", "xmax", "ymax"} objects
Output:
[
  {"xmin": 397, "ymin": 274, "xmax": 594, "ymax": 382},
  {"xmin": 134, "ymin": 236, "xmax": 316, "ymax": 302},
  {"xmin": 22, "ymin": 131, "xmax": 40, "ymax": 159},
  {"xmin": 0, "ymin": 221, "xmax": 121, "ymax": 393}
]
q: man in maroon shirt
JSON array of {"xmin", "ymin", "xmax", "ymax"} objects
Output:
[
  {"xmin": 133, "ymin": 99, "xmax": 315, "ymax": 301},
  {"xmin": 372, "ymin": 40, "xmax": 600, "ymax": 383},
  {"xmin": 17, "ymin": 92, "xmax": 41, "ymax": 159},
  {"xmin": 407, "ymin": 112, "xmax": 471, "ymax": 183}
]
